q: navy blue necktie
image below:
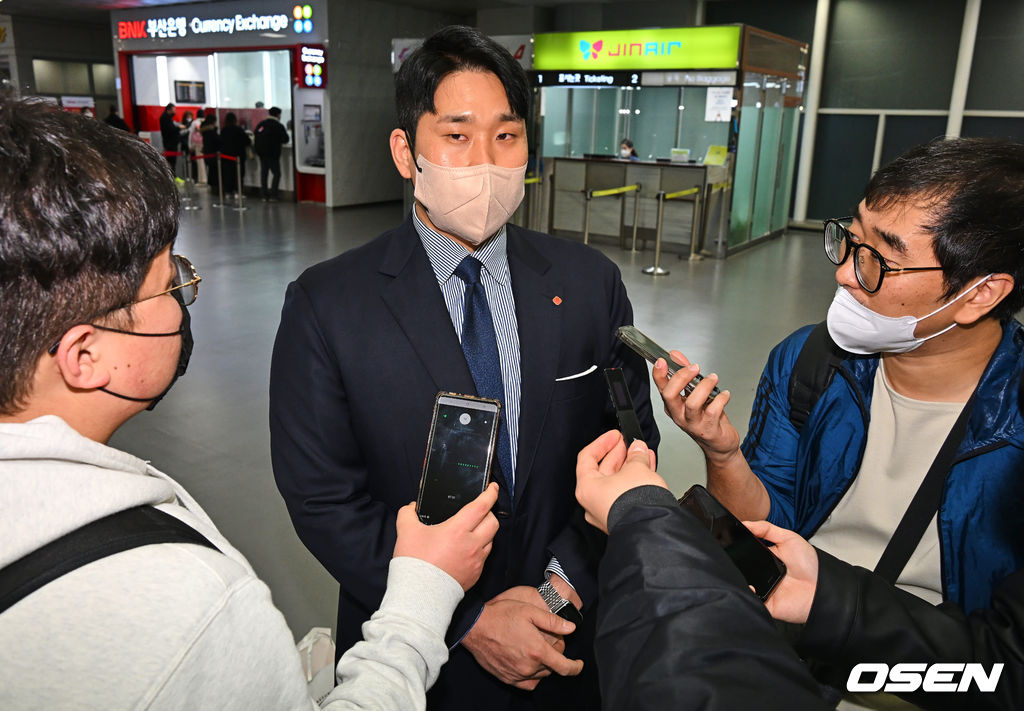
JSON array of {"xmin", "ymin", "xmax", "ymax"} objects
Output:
[{"xmin": 454, "ymin": 256, "xmax": 514, "ymax": 499}]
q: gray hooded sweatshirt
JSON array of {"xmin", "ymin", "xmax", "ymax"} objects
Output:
[{"xmin": 0, "ymin": 416, "xmax": 461, "ymax": 710}]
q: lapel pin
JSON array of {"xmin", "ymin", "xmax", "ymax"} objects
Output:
[{"xmin": 552, "ymin": 296, "xmax": 563, "ymax": 306}]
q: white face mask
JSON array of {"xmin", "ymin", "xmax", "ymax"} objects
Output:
[
  {"xmin": 413, "ymin": 155, "xmax": 526, "ymax": 245},
  {"xmin": 620, "ymin": 148, "xmax": 632, "ymax": 158},
  {"xmin": 826, "ymin": 275, "xmax": 992, "ymax": 354}
]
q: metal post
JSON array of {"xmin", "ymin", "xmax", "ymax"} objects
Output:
[
  {"xmin": 183, "ymin": 156, "xmax": 201, "ymax": 211},
  {"xmin": 688, "ymin": 189, "xmax": 703, "ymax": 261},
  {"xmin": 232, "ymin": 159, "xmax": 247, "ymax": 212},
  {"xmin": 643, "ymin": 192, "xmax": 669, "ymax": 276},
  {"xmin": 212, "ymin": 153, "xmax": 225, "ymax": 208},
  {"xmin": 630, "ymin": 188, "xmax": 641, "ymax": 253},
  {"xmin": 582, "ymin": 191, "xmax": 592, "ymax": 245}
]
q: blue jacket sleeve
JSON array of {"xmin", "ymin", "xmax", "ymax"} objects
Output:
[{"xmin": 740, "ymin": 326, "xmax": 815, "ymax": 529}]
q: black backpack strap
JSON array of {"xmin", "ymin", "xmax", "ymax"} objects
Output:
[
  {"xmin": 0, "ymin": 506, "xmax": 216, "ymax": 615},
  {"xmin": 788, "ymin": 321, "xmax": 849, "ymax": 432},
  {"xmin": 873, "ymin": 391, "xmax": 976, "ymax": 584}
]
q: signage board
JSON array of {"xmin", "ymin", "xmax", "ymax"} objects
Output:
[
  {"xmin": 705, "ymin": 87, "xmax": 733, "ymax": 122},
  {"xmin": 111, "ymin": 0, "xmax": 325, "ymax": 50},
  {"xmin": 532, "ymin": 70, "xmax": 641, "ymax": 88},
  {"xmin": 295, "ymin": 44, "xmax": 326, "ymax": 88},
  {"xmin": 533, "ymin": 26, "xmax": 740, "ymax": 72}
]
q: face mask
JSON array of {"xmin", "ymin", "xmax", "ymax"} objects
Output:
[
  {"xmin": 98, "ymin": 292, "xmax": 194, "ymax": 410},
  {"xmin": 620, "ymin": 148, "xmax": 632, "ymax": 158},
  {"xmin": 826, "ymin": 275, "xmax": 992, "ymax": 354},
  {"xmin": 413, "ymin": 154, "xmax": 526, "ymax": 245}
]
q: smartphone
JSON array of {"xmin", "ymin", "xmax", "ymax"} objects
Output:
[
  {"xmin": 603, "ymin": 368, "xmax": 644, "ymax": 445},
  {"xmin": 677, "ymin": 484, "xmax": 786, "ymax": 601},
  {"xmin": 416, "ymin": 392, "xmax": 501, "ymax": 525},
  {"xmin": 616, "ymin": 325, "xmax": 721, "ymax": 402}
]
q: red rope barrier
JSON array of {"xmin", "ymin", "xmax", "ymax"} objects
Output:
[
  {"xmin": 161, "ymin": 150, "xmax": 184, "ymax": 157},
  {"xmin": 219, "ymin": 153, "xmax": 239, "ymax": 163}
]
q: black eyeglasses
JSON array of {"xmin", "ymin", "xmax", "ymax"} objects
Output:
[
  {"xmin": 47, "ymin": 254, "xmax": 201, "ymax": 355},
  {"xmin": 824, "ymin": 217, "xmax": 943, "ymax": 294}
]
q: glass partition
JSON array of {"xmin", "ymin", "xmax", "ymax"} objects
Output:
[
  {"xmin": 750, "ymin": 77, "xmax": 784, "ymax": 239},
  {"xmin": 540, "ymin": 85, "xmax": 731, "ymax": 161},
  {"xmin": 676, "ymin": 86, "xmax": 731, "ymax": 162},
  {"xmin": 730, "ymin": 74, "xmax": 764, "ymax": 247}
]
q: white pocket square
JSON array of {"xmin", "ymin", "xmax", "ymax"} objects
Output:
[{"xmin": 555, "ymin": 364, "xmax": 597, "ymax": 382}]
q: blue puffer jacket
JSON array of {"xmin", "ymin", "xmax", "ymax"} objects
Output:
[{"xmin": 741, "ymin": 319, "xmax": 1024, "ymax": 614}]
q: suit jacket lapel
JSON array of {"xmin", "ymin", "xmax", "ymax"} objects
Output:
[
  {"xmin": 379, "ymin": 217, "xmax": 476, "ymax": 396},
  {"xmin": 507, "ymin": 226, "xmax": 563, "ymax": 497}
]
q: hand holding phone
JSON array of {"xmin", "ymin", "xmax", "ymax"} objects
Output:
[
  {"xmin": 416, "ymin": 392, "xmax": 501, "ymax": 525},
  {"xmin": 616, "ymin": 325, "xmax": 721, "ymax": 403},
  {"xmin": 678, "ymin": 485, "xmax": 786, "ymax": 600},
  {"xmin": 395, "ymin": 483, "xmax": 500, "ymax": 591},
  {"xmin": 604, "ymin": 368, "xmax": 644, "ymax": 445}
]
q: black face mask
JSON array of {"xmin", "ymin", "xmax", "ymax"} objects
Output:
[{"xmin": 97, "ymin": 292, "xmax": 194, "ymax": 411}]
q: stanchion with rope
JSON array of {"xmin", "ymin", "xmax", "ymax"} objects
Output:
[
  {"xmin": 218, "ymin": 153, "xmax": 247, "ymax": 212},
  {"xmin": 207, "ymin": 152, "xmax": 227, "ymax": 208},
  {"xmin": 162, "ymin": 150, "xmax": 196, "ymax": 210},
  {"xmin": 183, "ymin": 153, "xmax": 202, "ymax": 211},
  {"xmin": 582, "ymin": 183, "xmax": 640, "ymax": 246},
  {"xmin": 644, "ymin": 186, "xmax": 700, "ymax": 276}
]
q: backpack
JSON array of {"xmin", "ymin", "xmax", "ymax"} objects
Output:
[
  {"xmin": 253, "ymin": 120, "xmax": 273, "ymax": 155},
  {"xmin": 0, "ymin": 506, "xmax": 216, "ymax": 614},
  {"xmin": 787, "ymin": 321, "xmax": 849, "ymax": 431}
]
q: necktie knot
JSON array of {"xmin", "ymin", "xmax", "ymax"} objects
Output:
[{"xmin": 455, "ymin": 256, "xmax": 483, "ymax": 286}]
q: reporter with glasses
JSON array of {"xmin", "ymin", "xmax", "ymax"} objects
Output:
[{"xmin": 648, "ymin": 138, "xmax": 1024, "ymax": 706}]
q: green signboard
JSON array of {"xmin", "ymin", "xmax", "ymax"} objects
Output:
[{"xmin": 533, "ymin": 26, "xmax": 741, "ymax": 71}]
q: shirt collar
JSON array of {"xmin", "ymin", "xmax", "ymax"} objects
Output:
[{"xmin": 412, "ymin": 206, "xmax": 510, "ymax": 286}]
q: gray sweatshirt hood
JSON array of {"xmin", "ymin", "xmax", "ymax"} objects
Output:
[{"xmin": 0, "ymin": 415, "xmax": 209, "ymax": 569}]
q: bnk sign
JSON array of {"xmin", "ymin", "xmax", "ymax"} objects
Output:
[{"xmin": 847, "ymin": 663, "xmax": 1003, "ymax": 693}]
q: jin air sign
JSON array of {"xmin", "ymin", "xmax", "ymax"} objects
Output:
[{"xmin": 533, "ymin": 26, "xmax": 741, "ymax": 72}]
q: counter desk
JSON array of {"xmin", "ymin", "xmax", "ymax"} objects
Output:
[{"xmin": 545, "ymin": 157, "xmax": 731, "ymax": 259}]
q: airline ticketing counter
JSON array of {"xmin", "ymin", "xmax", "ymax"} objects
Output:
[{"xmin": 532, "ymin": 25, "xmax": 807, "ymax": 257}]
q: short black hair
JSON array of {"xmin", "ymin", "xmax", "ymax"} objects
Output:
[
  {"xmin": 269, "ymin": 106, "xmax": 282, "ymax": 117},
  {"xmin": 864, "ymin": 137, "xmax": 1024, "ymax": 322},
  {"xmin": 0, "ymin": 92, "xmax": 179, "ymax": 414},
  {"xmin": 395, "ymin": 25, "xmax": 529, "ymax": 150}
]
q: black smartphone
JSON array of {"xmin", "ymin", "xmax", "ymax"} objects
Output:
[
  {"xmin": 677, "ymin": 484, "xmax": 786, "ymax": 600},
  {"xmin": 603, "ymin": 368, "xmax": 644, "ymax": 445},
  {"xmin": 416, "ymin": 392, "xmax": 501, "ymax": 525},
  {"xmin": 616, "ymin": 325, "xmax": 721, "ymax": 402}
]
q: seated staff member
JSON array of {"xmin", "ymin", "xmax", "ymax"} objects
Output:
[{"xmin": 0, "ymin": 92, "xmax": 500, "ymax": 711}]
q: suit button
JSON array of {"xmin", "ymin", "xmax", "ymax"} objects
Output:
[{"xmin": 495, "ymin": 510, "xmax": 511, "ymax": 518}]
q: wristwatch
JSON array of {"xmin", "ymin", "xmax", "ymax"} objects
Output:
[{"xmin": 537, "ymin": 580, "xmax": 583, "ymax": 627}]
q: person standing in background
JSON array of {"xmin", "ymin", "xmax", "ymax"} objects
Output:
[
  {"xmin": 159, "ymin": 103, "xmax": 183, "ymax": 173},
  {"xmin": 219, "ymin": 112, "xmax": 251, "ymax": 198},
  {"xmin": 200, "ymin": 113, "xmax": 220, "ymax": 193},
  {"xmin": 254, "ymin": 107, "xmax": 290, "ymax": 201}
]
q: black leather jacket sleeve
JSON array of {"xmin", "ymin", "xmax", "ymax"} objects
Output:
[
  {"xmin": 596, "ymin": 486, "xmax": 830, "ymax": 710},
  {"xmin": 798, "ymin": 549, "xmax": 1024, "ymax": 710}
]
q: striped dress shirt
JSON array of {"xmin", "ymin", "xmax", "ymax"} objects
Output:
[{"xmin": 412, "ymin": 208, "xmax": 575, "ymax": 592}]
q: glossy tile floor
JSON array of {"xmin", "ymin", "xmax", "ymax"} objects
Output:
[{"xmin": 110, "ymin": 190, "xmax": 838, "ymax": 639}]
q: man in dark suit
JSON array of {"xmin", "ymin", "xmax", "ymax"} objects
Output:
[{"xmin": 269, "ymin": 25, "xmax": 658, "ymax": 710}]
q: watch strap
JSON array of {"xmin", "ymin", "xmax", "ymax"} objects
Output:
[{"xmin": 537, "ymin": 580, "xmax": 583, "ymax": 626}]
